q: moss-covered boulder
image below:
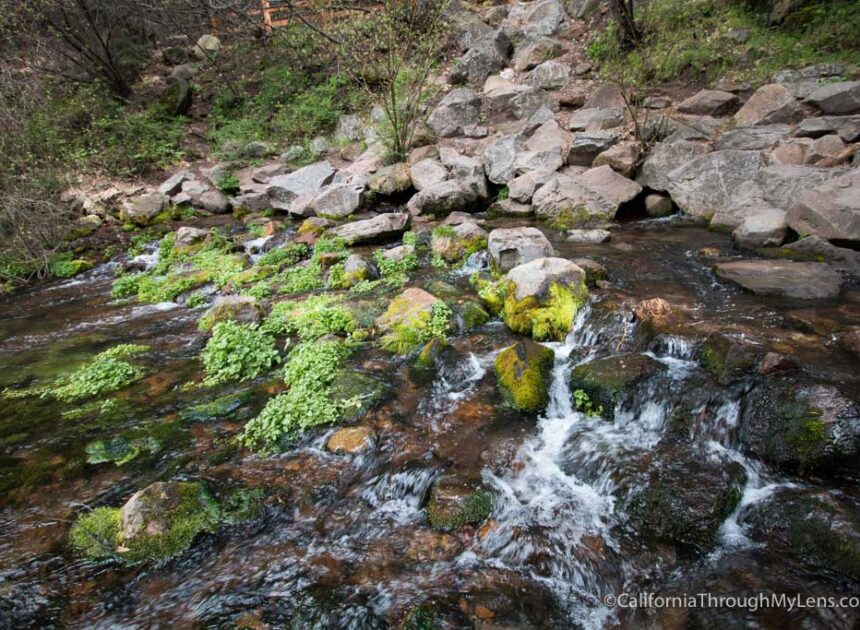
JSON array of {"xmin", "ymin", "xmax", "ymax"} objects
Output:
[
  {"xmin": 742, "ymin": 488, "xmax": 860, "ymax": 581},
  {"xmin": 460, "ymin": 300, "xmax": 491, "ymax": 331},
  {"xmin": 179, "ymin": 390, "xmax": 253, "ymax": 423},
  {"xmin": 375, "ymin": 288, "xmax": 452, "ymax": 355},
  {"xmin": 699, "ymin": 332, "xmax": 760, "ymax": 383},
  {"xmin": 631, "ymin": 447, "xmax": 746, "ymax": 552},
  {"xmin": 741, "ymin": 378, "xmax": 860, "ymax": 472},
  {"xmin": 431, "ymin": 222, "xmax": 488, "ymax": 265},
  {"xmin": 153, "ymin": 78, "xmax": 192, "ymax": 118},
  {"xmin": 569, "ymin": 353, "xmax": 664, "ymax": 420},
  {"xmin": 198, "ymin": 296, "xmax": 264, "ymax": 332},
  {"xmin": 427, "ymin": 477, "xmax": 493, "ymax": 532},
  {"xmin": 69, "ymin": 481, "xmax": 219, "ymax": 564},
  {"xmin": 495, "ymin": 340, "xmax": 555, "ymax": 413},
  {"xmin": 85, "ymin": 436, "xmax": 160, "ymax": 466}
]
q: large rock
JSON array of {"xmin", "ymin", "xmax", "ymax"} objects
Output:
[
  {"xmin": 154, "ymin": 79, "xmax": 192, "ymax": 117},
  {"xmin": 568, "ymin": 107, "xmax": 625, "ymax": 132},
  {"xmin": 427, "ymin": 88, "xmax": 482, "ymax": 138},
  {"xmin": 515, "ymin": 119, "xmax": 570, "ymax": 175},
  {"xmin": 665, "ymin": 150, "xmax": 765, "ymax": 220},
  {"xmin": 502, "ymin": 0, "xmax": 566, "ymax": 38},
  {"xmin": 157, "ymin": 170, "xmax": 192, "ymax": 196},
  {"xmin": 795, "ymin": 115, "xmax": 860, "ymax": 143},
  {"xmin": 488, "ymin": 227, "xmax": 554, "ymax": 273},
  {"xmin": 676, "ymin": 89, "xmax": 738, "ymax": 116},
  {"xmin": 734, "ymin": 83, "xmax": 803, "ymax": 126},
  {"xmin": 484, "ymin": 134, "xmax": 526, "ymax": 184},
  {"xmin": 785, "ymin": 169, "xmax": 860, "ymax": 242},
  {"xmin": 369, "ymin": 163, "xmax": 412, "ymax": 196},
  {"xmin": 431, "ymin": 221, "xmax": 487, "ymax": 264},
  {"xmin": 508, "ymin": 170, "xmax": 549, "ymax": 203},
  {"xmin": 742, "ymin": 378, "xmax": 860, "ymax": 471},
  {"xmin": 193, "ymin": 34, "xmax": 221, "ymax": 59},
  {"xmin": 449, "ymin": 31, "xmax": 512, "ymax": 86},
  {"xmin": 426, "ymin": 476, "xmax": 492, "ymax": 531},
  {"xmin": 495, "ymin": 339, "xmax": 555, "ymax": 413},
  {"xmin": 525, "ymin": 60, "xmax": 570, "ymax": 89},
  {"xmin": 512, "ymin": 37, "xmax": 562, "ymax": 72},
  {"xmin": 440, "ymin": 150, "xmax": 489, "ymax": 199},
  {"xmin": 120, "ymin": 193, "xmax": 169, "ymax": 225},
  {"xmin": 509, "ymin": 86, "xmax": 554, "ymax": 120},
  {"xmin": 583, "ymin": 83, "xmax": 626, "ymax": 109},
  {"xmin": 637, "ymin": 139, "xmax": 711, "ymax": 192},
  {"xmin": 567, "ymin": 131, "xmax": 620, "ymax": 166},
  {"xmin": 313, "ymin": 183, "xmax": 363, "ymax": 219},
  {"xmin": 327, "ymin": 212, "xmax": 410, "ymax": 245},
  {"xmin": 410, "ymin": 159, "xmax": 448, "ymax": 191},
  {"xmin": 533, "ymin": 165, "xmax": 641, "ymax": 225},
  {"xmin": 714, "ymin": 124, "xmax": 790, "ymax": 151},
  {"xmin": 806, "ymin": 80, "xmax": 860, "ymax": 115},
  {"xmin": 199, "ymin": 190, "xmax": 230, "ymax": 214},
  {"xmin": 569, "ymin": 354, "xmax": 664, "ymax": 420},
  {"xmin": 593, "ymin": 143, "xmax": 640, "ymax": 178},
  {"xmin": 769, "ymin": 134, "xmax": 845, "ymax": 165},
  {"xmin": 731, "ymin": 208, "xmax": 787, "ymax": 248},
  {"xmin": 714, "ymin": 260, "xmax": 842, "ymax": 300},
  {"xmin": 406, "ymin": 180, "xmax": 478, "ymax": 216},
  {"xmin": 199, "ymin": 296, "xmax": 263, "ymax": 331},
  {"xmin": 267, "ymin": 161, "xmax": 336, "ymax": 210}
]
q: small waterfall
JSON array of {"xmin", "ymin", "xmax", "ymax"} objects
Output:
[
  {"xmin": 418, "ymin": 352, "xmax": 489, "ymax": 421},
  {"xmin": 360, "ymin": 468, "xmax": 438, "ymax": 524},
  {"xmin": 243, "ymin": 236, "xmax": 273, "ymax": 264},
  {"xmin": 451, "ymin": 250, "xmax": 489, "ymax": 277}
]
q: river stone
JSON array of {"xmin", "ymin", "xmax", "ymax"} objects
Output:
[
  {"xmin": 742, "ymin": 378, "xmax": 860, "ymax": 471},
  {"xmin": 567, "ymin": 131, "xmax": 621, "ymax": 166},
  {"xmin": 533, "ymin": 165, "xmax": 641, "ymax": 225},
  {"xmin": 637, "ymin": 139, "xmax": 711, "ymax": 192},
  {"xmin": 406, "ymin": 180, "xmax": 478, "ymax": 216},
  {"xmin": 369, "ymin": 163, "xmax": 412, "ymax": 196},
  {"xmin": 631, "ymin": 447, "xmax": 746, "ymax": 552},
  {"xmin": 427, "ymin": 88, "xmax": 482, "ymax": 137},
  {"xmin": 431, "ymin": 221, "xmax": 488, "ymax": 264},
  {"xmin": 313, "ymin": 183, "xmax": 363, "ymax": 219},
  {"xmin": 484, "ymin": 135, "xmax": 526, "ymax": 184},
  {"xmin": 714, "ymin": 260, "xmax": 842, "ymax": 300},
  {"xmin": 505, "ymin": 257, "xmax": 585, "ymax": 304},
  {"xmin": 734, "ymin": 83, "xmax": 803, "ymax": 127},
  {"xmin": 569, "ymin": 354, "xmax": 664, "ymax": 420},
  {"xmin": 644, "ymin": 193, "xmax": 674, "ymax": 217},
  {"xmin": 592, "ymin": 143, "xmax": 640, "ymax": 178},
  {"xmin": 568, "ymin": 107, "xmax": 625, "ymax": 132},
  {"xmin": 327, "ymin": 426, "xmax": 375, "ymax": 453},
  {"xmin": 525, "ymin": 60, "xmax": 570, "ymax": 89},
  {"xmin": 665, "ymin": 150, "xmax": 765, "ymax": 220},
  {"xmin": 488, "ymin": 227, "xmax": 554, "ymax": 273},
  {"xmin": 512, "ymin": 36, "xmax": 562, "ymax": 71},
  {"xmin": 375, "ymin": 287, "xmax": 441, "ymax": 332},
  {"xmin": 121, "ymin": 193, "xmax": 169, "ymax": 225},
  {"xmin": 267, "ymin": 161, "xmax": 336, "ymax": 210},
  {"xmin": 567, "ymin": 229, "xmax": 611, "ymax": 243},
  {"xmin": 199, "ymin": 296, "xmax": 263, "ymax": 331},
  {"xmin": 495, "ymin": 339, "xmax": 555, "ymax": 413},
  {"xmin": 807, "ymin": 80, "xmax": 860, "ymax": 115},
  {"xmin": 410, "ymin": 159, "xmax": 448, "ymax": 191},
  {"xmin": 785, "ymin": 169, "xmax": 860, "ymax": 242},
  {"xmin": 731, "ymin": 208, "xmax": 787, "ymax": 248},
  {"xmin": 773, "ymin": 236, "xmax": 860, "ymax": 282},
  {"xmin": 426, "ymin": 477, "xmax": 492, "ymax": 531},
  {"xmin": 714, "ymin": 124, "xmax": 790, "ymax": 150},
  {"xmin": 327, "ymin": 212, "xmax": 411, "ymax": 245},
  {"xmin": 503, "ymin": 0, "xmax": 566, "ymax": 38},
  {"xmin": 676, "ymin": 89, "xmax": 738, "ymax": 116},
  {"xmin": 571, "ymin": 258, "xmax": 607, "ymax": 285}
]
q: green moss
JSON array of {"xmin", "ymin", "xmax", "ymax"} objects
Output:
[
  {"xmin": 69, "ymin": 507, "xmax": 122, "ymax": 561},
  {"xmin": 85, "ymin": 436, "xmax": 160, "ymax": 465},
  {"xmin": 49, "ymin": 254, "xmax": 93, "ymax": 279},
  {"xmin": 503, "ymin": 282, "xmax": 585, "ymax": 341},
  {"xmin": 470, "ymin": 274, "xmax": 507, "ymax": 315},
  {"xmin": 494, "ymin": 341, "xmax": 554, "ymax": 413},
  {"xmin": 460, "ymin": 301, "xmax": 490, "ymax": 330},
  {"xmin": 381, "ymin": 301, "xmax": 453, "ymax": 355},
  {"xmin": 256, "ymin": 243, "xmax": 309, "ymax": 269},
  {"xmin": 262, "ymin": 295, "xmax": 357, "ymax": 340},
  {"xmin": 220, "ymin": 487, "xmax": 265, "ymax": 524},
  {"xmin": 400, "ymin": 606, "xmax": 441, "ymax": 630},
  {"xmin": 427, "ymin": 488, "xmax": 493, "ymax": 531},
  {"xmin": 414, "ymin": 337, "xmax": 448, "ymax": 370},
  {"xmin": 783, "ymin": 399, "xmax": 827, "ymax": 469},
  {"xmin": 568, "ymin": 354, "xmax": 661, "ymax": 420},
  {"xmin": 549, "ymin": 205, "xmax": 590, "ymax": 231},
  {"xmin": 180, "ymin": 390, "xmax": 253, "ymax": 423}
]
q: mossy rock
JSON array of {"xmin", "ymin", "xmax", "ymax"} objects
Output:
[
  {"xmin": 460, "ymin": 300, "xmax": 491, "ymax": 331},
  {"xmin": 179, "ymin": 390, "xmax": 253, "ymax": 423},
  {"xmin": 426, "ymin": 477, "xmax": 493, "ymax": 532},
  {"xmin": 699, "ymin": 333, "xmax": 760, "ymax": 383},
  {"xmin": 69, "ymin": 481, "xmax": 219, "ymax": 564},
  {"xmin": 471, "ymin": 274, "xmax": 507, "ymax": 315},
  {"xmin": 329, "ymin": 369, "xmax": 387, "ymax": 421},
  {"xmin": 503, "ymin": 281, "xmax": 585, "ymax": 341},
  {"xmin": 152, "ymin": 78, "xmax": 192, "ymax": 118},
  {"xmin": 414, "ymin": 337, "xmax": 449, "ymax": 371},
  {"xmin": 569, "ymin": 353, "xmax": 664, "ymax": 420},
  {"xmin": 85, "ymin": 436, "xmax": 160, "ymax": 465},
  {"xmin": 375, "ymin": 288, "xmax": 451, "ymax": 355},
  {"xmin": 495, "ymin": 340, "xmax": 555, "ymax": 413},
  {"xmin": 198, "ymin": 296, "xmax": 264, "ymax": 332}
]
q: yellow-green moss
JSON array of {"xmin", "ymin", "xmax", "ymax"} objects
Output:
[
  {"xmin": 503, "ymin": 282, "xmax": 585, "ymax": 341},
  {"xmin": 494, "ymin": 340, "xmax": 554, "ymax": 413}
]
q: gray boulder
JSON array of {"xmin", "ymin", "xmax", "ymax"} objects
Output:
[
  {"xmin": 714, "ymin": 260, "xmax": 842, "ymax": 300},
  {"xmin": 120, "ymin": 193, "xmax": 169, "ymax": 225},
  {"xmin": 484, "ymin": 134, "xmax": 526, "ymax": 184},
  {"xmin": 440, "ymin": 150, "xmax": 489, "ymax": 199},
  {"xmin": 734, "ymin": 83, "xmax": 803, "ymax": 126},
  {"xmin": 785, "ymin": 169, "xmax": 860, "ymax": 242},
  {"xmin": 313, "ymin": 183, "xmax": 364, "ymax": 219},
  {"xmin": 406, "ymin": 180, "xmax": 478, "ymax": 216},
  {"xmin": 502, "ymin": 0, "xmax": 566, "ymax": 38},
  {"xmin": 715, "ymin": 124, "xmax": 790, "ymax": 151},
  {"xmin": 676, "ymin": 89, "xmax": 738, "ymax": 116},
  {"xmin": 533, "ymin": 165, "xmax": 641, "ymax": 225},
  {"xmin": 795, "ymin": 115, "xmax": 860, "ymax": 143},
  {"xmin": 427, "ymin": 88, "xmax": 482, "ymax": 138},
  {"xmin": 369, "ymin": 163, "xmax": 412, "ymax": 196},
  {"xmin": 506, "ymin": 257, "xmax": 585, "ymax": 302},
  {"xmin": 567, "ymin": 131, "xmax": 620, "ymax": 166},
  {"xmin": 410, "ymin": 159, "xmax": 448, "ymax": 191},
  {"xmin": 512, "ymin": 37, "xmax": 562, "ymax": 72},
  {"xmin": 267, "ymin": 161, "xmax": 336, "ymax": 210},
  {"xmin": 567, "ymin": 107, "xmax": 625, "ymax": 132},
  {"xmin": 807, "ymin": 80, "xmax": 860, "ymax": 115},
  {"xmin": 199, "ymin": 190, "xmax": 230, "ymax": 214},
  {"xmin": 731, "ymin": 208, "xmax": 787, "ymax": 248},
  {"xmin": 637, "ymin": 139, "xmax": 711, "ymax": 192},
  {"xmin": 508, "ymin": 170, "xmax": 549, "ymax": 203},
  {"xmin": 488, "ymin": 226, "xmax": 554, "ymax": 273},
  {"xmin": 450, "ymin": 31, "xmax": 512, "ymax": 86},
  {"xmin": 327, "ymin": 212, "xmax": 411, "ymax": 245},
  {"xmin": 488, "ymin": 198, "xmax": 534, "ymax": 217},
  {"xmin": 157, "ymin": 170, "xmax": 192, "ymax": 196},
  {"xmin": 525, "ymin": 60, "xmax": 570, "ymax": 89}
]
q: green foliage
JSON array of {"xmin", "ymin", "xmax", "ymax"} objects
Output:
[
  {"xmin": 262, "ymin": 295, "xmax": 357, "ymax": 340},
  {"xmin": 85, "ymin": 436, "xmax": 160, "ymax": 465},
  {"xmin": 51, "ymin": 344, "xmax": 148, "ymax": 402},
  {"xmin": 200, "ymin": 322, "xmax": 279, "ymax": 385},
  {"xmin": 573, "ymin": 388, "xmax": 604, "ymax": 418},
  {"xmin": 374, "ymin": 232, "xmax": 420, "ymax": 278},
  {"xmin": 69, "ymin": 507, "xmax": 122, "ymax": 561},
  {"xmin": 215, "ymin": 172, "xmax": 240, "ymax": 194},
  {"xmin": 381, "ymin": 301, "xmax": 453, "ymax": 355},
  {"xmin": 241, "ymin": 340, "xmax": 360, "ymax": 448}
]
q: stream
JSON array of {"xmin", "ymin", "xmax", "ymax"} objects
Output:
[{"xmin": 1, "ymin": 216, "xmax": 859, "ymax": 628}]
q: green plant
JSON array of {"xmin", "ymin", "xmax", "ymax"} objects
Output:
[
  {"xmin": 51, "ymin": 344, "xmax": 149, "ymax": 402},
  {"xmin": 574, "ymin": 388, "xmax": 604, "ymax": 418},
  {"xmin": 200, "ymin": 322, "xmax": 279, "ymax": 385},
  {"xmin": 257, "ymin": 243, "xmax": 309, "ymax": 268},
  {"xmin": 215, "ymin": 172, "xmax": 241, "ymax": 194},
  {"xmin": 263, "ymin": 295, "xmax": 357, "ymax": 340}
]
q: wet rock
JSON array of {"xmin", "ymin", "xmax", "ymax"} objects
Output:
[
  {"xmin": 488, "ymin": 227, "xmax": 554, "ymax": 274},
  {"xmin": 731, "ymin": 208, "xmax": 787, "ymax": 248},
  {"xmin": 327, "ymin": 212, "xmax": 410, "ymax": 245},
  {"xmin": 525, "ymin": 60, "xmax": 570, "ymax": 89},
  {"xmin": 313, "ymin": 183, "xmax": 363, "ymax": 219},
  {"xmin": 431, "ymin": 222, "xmax": 488, "ymax": 264},
  {"xmin": 569, "ymin": 353, "xmax": 664, "ymax": 420},
  {"xmin": 460, "ymin": 300, "xmax": 491, "ymax": 330},
  {"xmin": 634, "ymin": 297, "xmax": 672, "ymax": 322},
  {"xmin": 592, "ymin": 143, "xmax": 640, "ymax": 177},
  {"xmin": 199, "ymin": 296, "xmax": 263, "ymax": 332},
  {"xmin": 533, "ymin": 165, "xmax": 641, "ymax": 226},
  {"xmin": 631, "ymin": 447, "xmax": 745, "ymax": 552},
  {"xmin": 450, "ymin": 31, "xmax": 512, "ymax": 86},
  {"xmin": 369, "ymin": 163, "xmax": 411, "ymax": 196},
  {"xmin": 644, "ymin": 193, "xmax": 674, "ymax": 218},
  {"xmin": 637, "ymin": 139, "xmax": 711, "ymax": 192},
  {"xmin": 566, "ymin": 229, "xmax": 610, "ymax": 243},
  {"xmin": 742, "ymin": 378, "xmax": 860, "ymax": 471},
  {"xmin": 676, "ymin": 89, "xmax": 738, "ymax": 116},
  {"xmin": 759, "ymin": 351, "xmax": 798, "ymax": 376},
  {"xmin": 406, "ymin": 180, "xmax": 478, "ymax": 216},
  {"xmin": 567, "ymin": 131, "xmax": 621, "ymax": 166},
  {"xmin": 267, "ymin": 161, "xmax": 336, "ymax": 210},
  {"xmin": 714, "ymin": 124, "xmax": 791, "ymax": 151},
  {"xmin": 807, "ymin": 80, "xmax": 860, "ymax": 115},
  {"xmin": 495, "ymin": 339, "xmax": 554, "ymax": 413},
  {"xmin": 426, "ymin": 477, "xmax": 492, "ymax": 531},
  {"xmin": 785, "ymin": 169, "xmax": 860, "ymax": 242},
  {"xmin": 375, "ymin": 288, "xmax": 445, "ymax": 354},
  {"xmin": 571, "ymin": 258, "xmax": 607, "ymax": 285},
  {"xmin": 120, "ymin": 193, "xmax": 170, "ymax": 226},
  {"xmin": 771, "ymin": 236, "xmax": 860, "ymax": 281},
  {"xmin": 180, "ymin": 390, "xmax": 252, "ymax": 423},
  {"xmin": 409, "ymin": 159, "xmax": 448, "ymax": 192},
  {"xmin": 839, "ymin": 329, "xmax": 860, "ymax": 358},
  {"xmin": 326, "ymin": 426, "xmax": 375, "ymax": 454},
  {"xmin": 699, "ymin": 332, "xmax": 760, "ymax": 383},
  {"xmin": 666, "ymin": 150, "xmax": 765, "ymax": 220},
  {"xmin": 734, "ymin": 83, "xmax": 804, "ymax": 126},
  {"xmin": 427, "ymin": 88, "xmax": 482, "ymax": 137},
  {"xmin": 714, "ymin": 260, "xmax": 841, "ymax": 300},
  {"xmin": 742, "ymin": 488, "xmax": 860, "ymax": 581}
]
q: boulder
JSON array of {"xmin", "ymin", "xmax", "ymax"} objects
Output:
[
  {"xmin": 120, "ymin": 193, "xmax": 169, "ymax": 226},
  {"xmin": 769, "ymin": 134, "xmax": 845, "ymax": 165},
  {"xmin": 440, "ymin": 150, "xmax": 489, "ymax": 199},
  {"xmin": 427, "ymin": 88, "xmax": 482, "ymax": 137},
  {"xmin": 665, "ymin": 150, "xmax": 765, "ymax": 220},
  {"xmin": 313, "ymin": 183, "xmax": 363, "ymax": 219},
  {"xmin": 502, "ymin": 0, "xmax": 566, "ymax": 38},
  {"xmin": 327, "ymin": 212, "xmax": 410, "ymax": 245},
  {"xmin": 449, "ymin": 31, "xmax": 512, "ymax": 86},
  {"xmin": 170, "ymin": 64, "xmax": 195, "ymax": 81},
  {"xmin": 676, "ymin": 89, "xmax": 738, "ymax": 116},
  {"xmin": 515, "ymin": 120, "xmax": 570, "ymax": 175},
  {"xmin": 806, "ymin": 80, "xmax": 860, "ymax": 115},
  {"xmin": 154, "ymin": 79, "xmax": 192, "ymax": 117},
  {"xmin": 456, "ymin": 16, "xmax": 495, "ymax": 52},
  {"xmin": 199, "ymin": 296, "xmax": 263, "ymax": 331},
  {"xmin": 583, "ymin": 83, "xmax": 626, "ymax": 109},
  {"xmin": 637, "ymin": 139, "xmax": 711, "ymax": 192},
  {"xmin": 157, "ymin": 170, "xmax": 192, "ymax": 196},
  {"xmin": 510, "ymin": 86, "xmax": 554, "ymax": 120},
  {"xmin": 174, "ymin": 226, "xmax": 209, "ymax": 247},
  {"xmin": 410, "ymin": 159, "xmax": 448, "ymax": 191},
  {"xmin": 742, "ymin": 379, "xmax": 860, "ymax": 471},
  {"xmin": 369, "ymin": 163, "xmax": 412, "ymax": 196},
  {"xmin": 567, "ymin": 131, "xmax": 620, "ymax": 166},
  {"xmin": 731, "ymin": 208, "xmax": 787, "ymax": 248},
  {"xmin": 734, "ymin": 83, "xmax": 803, "ymax": 126},
  {"xmin": 644, "ymin": 193, "xmax": 674, "ymax": 218},
  {"xmin": 327, "ymin": 426, "xmax": 375, "ymax": 453},
  {"xmin": 512, "ymin": 37, "xmax": 562, "ymax": 71},
  {"xmin": 193, "ymin": 34, "xmax": 221, "ymax": 59},
  {"xmin": 567, "ymin": 107, "xmax": 624, "ymax": 132},
  {"xmin": 525, "ymin": 60, "xmax": 570, "ymax": 89},
  {"xmin": 488, "ymin": 226, "xmax": 554, "ymax": 273},
  {"xmin": 488, "ymin": 198, "xmax": 535, "ymax": 217},
  {"xmin": 592, "ymin": 143, "xmax": 640, "ymax": 177},
  {"xmin": 199, "ymin": 190, "xmax": 230, "ymax": 214},
  {"xmin": 714, "ymin": 124, "xmax": 791, "ymax": 151},
  {"xmin": 523, "ymin": 105, "xmax": 557, "ymax": 134},
  {"xmin": 334, "ymin": 114, "xmax": 364, "ymax": 143},
  {"xmin": 569, "ymin": 354, "xmax": 664, "ymax": 420},
  {"xmin": 431, "ymin": 221, "xmax": 488, "ymax": 264},
  {"xmin": 508, "ymin": 170, "xmax": 549, "ymax": 203},
  {"xmin": 375, "ymin": 288, "xmax": 447, "ymax": 354},
  {"xmin": 567, "ymin": 229, "xmax": 611, "ymax": 243},
  {"xmin": 773, "ymin": 236, "xmax": 860, "ymax": 282},
  {"xmin": 533, "ymin": 165, "xmax": 641, "ymax": 226},
  {"xmin": 571, "ymin": 258, "xmax": 607, "ymax": 285},
  {"xmin": 785, "ymin": 169, "xmax": 860, "ymax": 242},
  {"xmin": 267, "ymin": 161, "xmax": 336, "ymax": 210},
  {"xmin": 484, "ymin": 134, "xmax": 526, "ymax": 184},
  {"xmin": 698, "ymin": 332, "xmax": 760, "ymax": 383},
  {"xmin": 406, "ymin": 180, "xmax": 478, "ymax": 216},
  {"xmin": 495, "ymin": 339, "xmax": 555, "ymax": 413},
  {"xmin": 795, "ymin": 115, "xmax": 860, "ymax": 143},
  {"xmin": 714, "ymin": 260, "xmax": 842, "ymax": 300}
]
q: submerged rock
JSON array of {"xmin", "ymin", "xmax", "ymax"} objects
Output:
[
  {"xmin": 495, "ymin": 339, "xmax": 555, "ymax": 413},
  {"xmin": 198, "ymin": 296, "xmax": 263, "ymax": 332},
  {"xmin": 326, "ymin": 426, "xmax": 375, "ymax": 454},
  {"xmin": 426, "ymin": 477, "xmax": 493, "ymax": 531},
  {"xmin": 714, "ymin": 260, "xmax": 842, "ymax": 300},
  {"xmin": 569, "ymin": 353, "xmax": 664, "ymax": 420}
]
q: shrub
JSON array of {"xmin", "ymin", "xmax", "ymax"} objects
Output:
[
  {"xmin": 200, "ymin": 322, "xmax": 279, "ymax": 385},
  {"xmin": 262, "ymin": 295, "xmax": 357, "ymax": 340}
]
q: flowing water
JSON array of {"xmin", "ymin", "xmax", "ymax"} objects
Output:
[{"xmin": 1, "ymin": 217, "xmax": 859, "ymax": 628}]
